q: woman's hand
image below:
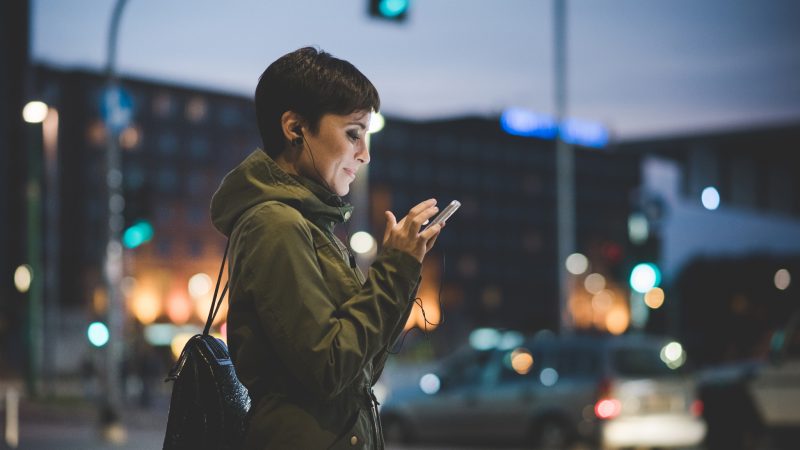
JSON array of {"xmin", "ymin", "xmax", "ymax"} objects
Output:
[{"xmin": 383, "ymin": 199, "xmax": 444, "ymax": 263}]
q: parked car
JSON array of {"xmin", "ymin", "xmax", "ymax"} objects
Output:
[
  {"xmin": 699, "ymin": 309, "xmax": 800, "ymax": 450},
  {"xmin": 380, "ymin": 331, "xmax": 706, "ymax": 449}
]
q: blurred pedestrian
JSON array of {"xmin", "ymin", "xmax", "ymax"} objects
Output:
[{"xmin": 210, "ymin": 46, "xmax": 444, "ymax": 449}]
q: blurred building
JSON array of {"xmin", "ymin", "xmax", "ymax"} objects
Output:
[
  {"xmin": 1, "ymin": 0, "xmax": 30, "ymax": 375},
  {"xmin": 618, "ymin": 125, "xmax": 800, "ymax": 362},
  {"xmin": 31, "ymin": 65, "xmax": 261, "ymax": 372},
  {"xmin": 30, "ymin": 64, "xmax": 646, "ymax": 371},
  {"xmin": 369, "ymin": 117, "xmax": 641, "ymax": 336}
]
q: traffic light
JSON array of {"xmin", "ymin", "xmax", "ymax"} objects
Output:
[
  {"xmin": 122, "ymin": 168, "xmax": 153, "ymax": 248},
  {"xmin": 368, "ymin": 0, "xmax": 410, "ymax": 22},
  {"xmin": 123, "ymin": 220, "xmax": 154, "ymax": 249},
  {"xmin": 87, "ymin": 321, "xmax": 110, "ymax": 347},
  {"xmin": 629, "ymin": 262, "xmax": 662, "ymax": 293}
]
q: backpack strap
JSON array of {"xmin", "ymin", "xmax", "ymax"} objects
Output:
[{"xmin": 203, "ymin": 240, "xmax": 230, "ymax": 336}]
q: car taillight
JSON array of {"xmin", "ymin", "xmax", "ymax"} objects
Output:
[
  {"xmin": 594, "ymin": 398, "xmax": 622, "ymax": 419},
  {"xmin": 690, "ymin": 399, "xmax": 703, "ymax": 417}
]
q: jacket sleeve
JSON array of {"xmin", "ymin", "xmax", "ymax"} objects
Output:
[{"xmin": 234, "ymin": 202, "xmax": 421, "ymax": 400}]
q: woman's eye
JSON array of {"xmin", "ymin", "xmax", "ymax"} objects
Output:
[{"xmin": 347, "ymin": 130, "xmax": 361, "ymax": 141}]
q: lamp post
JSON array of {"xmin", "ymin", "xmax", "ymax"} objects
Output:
[
  {"xmin": 22, "ymin": 101, "xmax": 47, "ymax": 398},
  {"xmin": 100, "ymin": 0, "xmax": 130, "ymax": 442},
  {"xmin": 348, "ymin": 112, "xmax": 385, "ymax": 270},
  {"xmin": 554, "ymin": 0, "xmax": 575, "ymax": 333}
]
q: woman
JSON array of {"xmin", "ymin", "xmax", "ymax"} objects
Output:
[{"xmin": 210, "ymin": 47, "xmax": 443, "ymax": 449}]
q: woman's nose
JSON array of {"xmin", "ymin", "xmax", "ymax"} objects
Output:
[{"xmin": 356, "ymin": 141, "xmax": 370, "ymax": 164}]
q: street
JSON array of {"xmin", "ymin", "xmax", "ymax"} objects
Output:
[
  {"xmin": 8, "ymin": 396, "xmax": 538, "ymax": 450},
  {"xmin": 9, "ymin": 393, "xmax": 790, "ymax": 450}
]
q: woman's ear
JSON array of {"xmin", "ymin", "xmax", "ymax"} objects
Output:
[{"xmin": 280, "ymin": 111, "xmax": 305, "ymax": 143}]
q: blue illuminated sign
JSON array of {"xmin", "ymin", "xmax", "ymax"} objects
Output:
[
  {"xmin": 500, "ymin": 108, "xmax": 558, "ymax": 139},
  {"xmin": 560, "ymin": 118, "xmax": 609, "ymax": 148},
  {"xmin": 500, "ymin": 107, "xmax": 609, "ymax": 148}
]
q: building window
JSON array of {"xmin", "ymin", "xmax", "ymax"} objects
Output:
[
  {"xmin": 219, "ymin": 105, "xmax": 242, "ymax": 127},
  {"xmin": 186, "ymin": 172, "xmax": 206, "ymax": 196},
  {"xmin": 186, "ymin": 96, "xmax": 208, "ymax": 123},
  {"xmin": 152, "ymin": 92, "xmax": 176, "ymax": 118},
  {"xmin": 119, "ymin": 125, "xmax": 142, "ymax": 150},
  {"xmin": 156, "ymin": 205, "xmax": 173, "ymax": 225},
  {"xmin": 158, "ymin": 132, "xmax": 178, "ymax": 155},
  {"xmin": 156, "ymin": 168, "xmax": 178, "ymax": 193},
  {"xmin": 124, "ymin": 163, "xmax": 145, "ymax": 190},
  {"xmin": 189, "ymin": 136, "xmax": 210, "ymax": 160}
]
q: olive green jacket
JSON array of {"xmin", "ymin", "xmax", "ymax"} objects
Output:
[{"xmin": 210, "ymin": 150, "xmax": 421, "ymax": 449}]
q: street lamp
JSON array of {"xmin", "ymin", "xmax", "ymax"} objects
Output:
[
  {"xmin": 99, "ymin": 0, "xmax": 130, "ymax": 443},
  {"xmin": 22, "ymin": 101, "xmax": 48, "ymax": 124}
]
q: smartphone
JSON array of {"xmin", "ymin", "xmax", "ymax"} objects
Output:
[{"xmin": 426, "ymin": 200, "xmax": 461, "ymax": 228}]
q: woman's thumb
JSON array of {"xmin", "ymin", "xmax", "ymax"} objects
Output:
[{"xmin": 383, "ymin": 211, "xmax": 397, "ymax": 242}]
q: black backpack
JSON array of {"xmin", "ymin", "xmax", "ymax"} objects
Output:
[{"xmin": 163, "ymin": 243, "xmax": 251, "ymax": 450}]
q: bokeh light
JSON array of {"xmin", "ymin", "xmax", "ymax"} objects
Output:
[
  {"xmin": 166, "ymin": 291, "xmax": 192, "ymax": 324},
  {"xmin": 350, "ymin": 231, "xmax": 376, "ymax": 254},
  {"xmin": 566, "ymin": 253, "xmax": 589, "ymax": 275},
  {"xmin": 511, "ymin": 348, "xmax": 534, "ymax": 375},
  {"xmin": 368, "ymin": 112, "xmax": 385, "ymax": 134},
  {"xmin": 701, "ymin": 186, "xmax": 720, "ymax": 210},
  {"xmin": 23, "ymin": 101, "xmax": 49, "ymax": 123},
  {"xmin": 130, "ymin": 291, "xmax": 161, "ymax": 325},
  {"xmin": 87, "ymin": 322, "xmax": 110, "ymax": 347},
  {"xmin": 540, "ymin": 368, "xmax": 559, "ymax": 386},
  {"xmin": 595, "ymin": 399, "xmax": 622, "ymax": 419},
  {"xmin": 630, "ymin": 263, "xmax": 660, "ymax": 293},
  {"xmin": 628, "ymin": 213, "xmax": 649, "ymax": 244},
  {"xmin": 469, "ymin": 328, "xmax": 501, "ymax": 350},
  {"xmin": 774, "ymin": 268, "xmax": 791, "ymax": 290},
  {"xmin": 119, "ymin": 125, "xmax": 141, "ymax": 149},
  {"xmin": 606, "ymin": 307, "xmax": 629, "ymax": 335},
  {"xmin": 419, "ymin": 373, "xmax": 441, "ymax": 395},
  {"xmin": 188, "ymin": 273, "xmax": 213, "ymax": 298},
  {"xmin": 660, "ymin": 341, "xmax": 686, "ymax": 369},
  {"xmin": 591, "ymin": 289, "xmax": 614, "ymax": 311},
  {"xmin": 584, "ymin": 273, "xmax": 606, "ymax": 294},
  {"xmin": 14, "ymin": 264, "xmax": 33, "ymax": 293},
  {"xmin": 644, "ymin": 287, "xmax": 665, "ymax": 309}
]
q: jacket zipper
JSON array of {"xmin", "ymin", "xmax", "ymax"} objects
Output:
[
  {"xmin": 367, "ymin": 386, "xmax": 384, "ymax": 450},
  {"xmin": 323, "ymin": 225, "xmax": 379, "ymax": 447}
]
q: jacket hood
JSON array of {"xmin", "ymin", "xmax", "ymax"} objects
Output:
[{"xmin": 210, "ymin": 149, "xmax": 353, "ymax": 237}]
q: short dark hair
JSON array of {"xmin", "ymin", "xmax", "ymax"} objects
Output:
[{"xmin": 255, "ymin": 47, "xmax": 381, "ymax": 157}]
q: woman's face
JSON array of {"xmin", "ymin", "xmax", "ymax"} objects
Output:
[{"xmin": 298, "ymin": 110, "xmax": 371, "ymax": 196}]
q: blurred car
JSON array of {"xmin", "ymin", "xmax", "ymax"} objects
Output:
[
  {"xmin": 699, "ymin": 309, "xmax": 800, "ymax": 450},
  {"xmin": 380, "ymin": 331, "xmax": 706, "ymax": 449}
]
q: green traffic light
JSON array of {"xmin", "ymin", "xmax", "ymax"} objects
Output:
[
  {"xmin": 379, "ymin": 0, "xmax": 409, "ymax": 17},
  {"xmin": 88, "ymin": 321, "xmax": 110, "ymax": 347},
  {"xmin": 629, "ymin": 262, "xmax": 662, "ymax": 293},
  {"xmin": 123, "ymin": 220, "xmax": 154, "ymax": 249}
]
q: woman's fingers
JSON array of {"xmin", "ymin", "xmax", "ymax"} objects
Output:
[
  {"xmin": 420, "ymin": 223, "xmax": 442, "ymax": 252},
  {"xmin": 383, "ymin": 199, "xmax": 446, "ymax": 262},
  {"xmin": 408, "ymin": 198, "xmax": 437, "ymax": 217}
]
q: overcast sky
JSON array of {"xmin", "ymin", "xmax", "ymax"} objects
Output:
[{"xmin": 32, "ymin": 0, "xmax": 800, "ymax": 140}]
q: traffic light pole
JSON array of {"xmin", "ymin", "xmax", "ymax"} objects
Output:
[
  {"xmin": 100, "ymin": 0, "xmax": 129, "ymax": 441},
  {"xmin": 554, "ymin": 0, "xmax": 575, "ymax": 333}
]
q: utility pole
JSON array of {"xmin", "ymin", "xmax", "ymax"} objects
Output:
[{"xmin": 554, "ymin": 0, "xmax": 575, "ymax": 333}]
